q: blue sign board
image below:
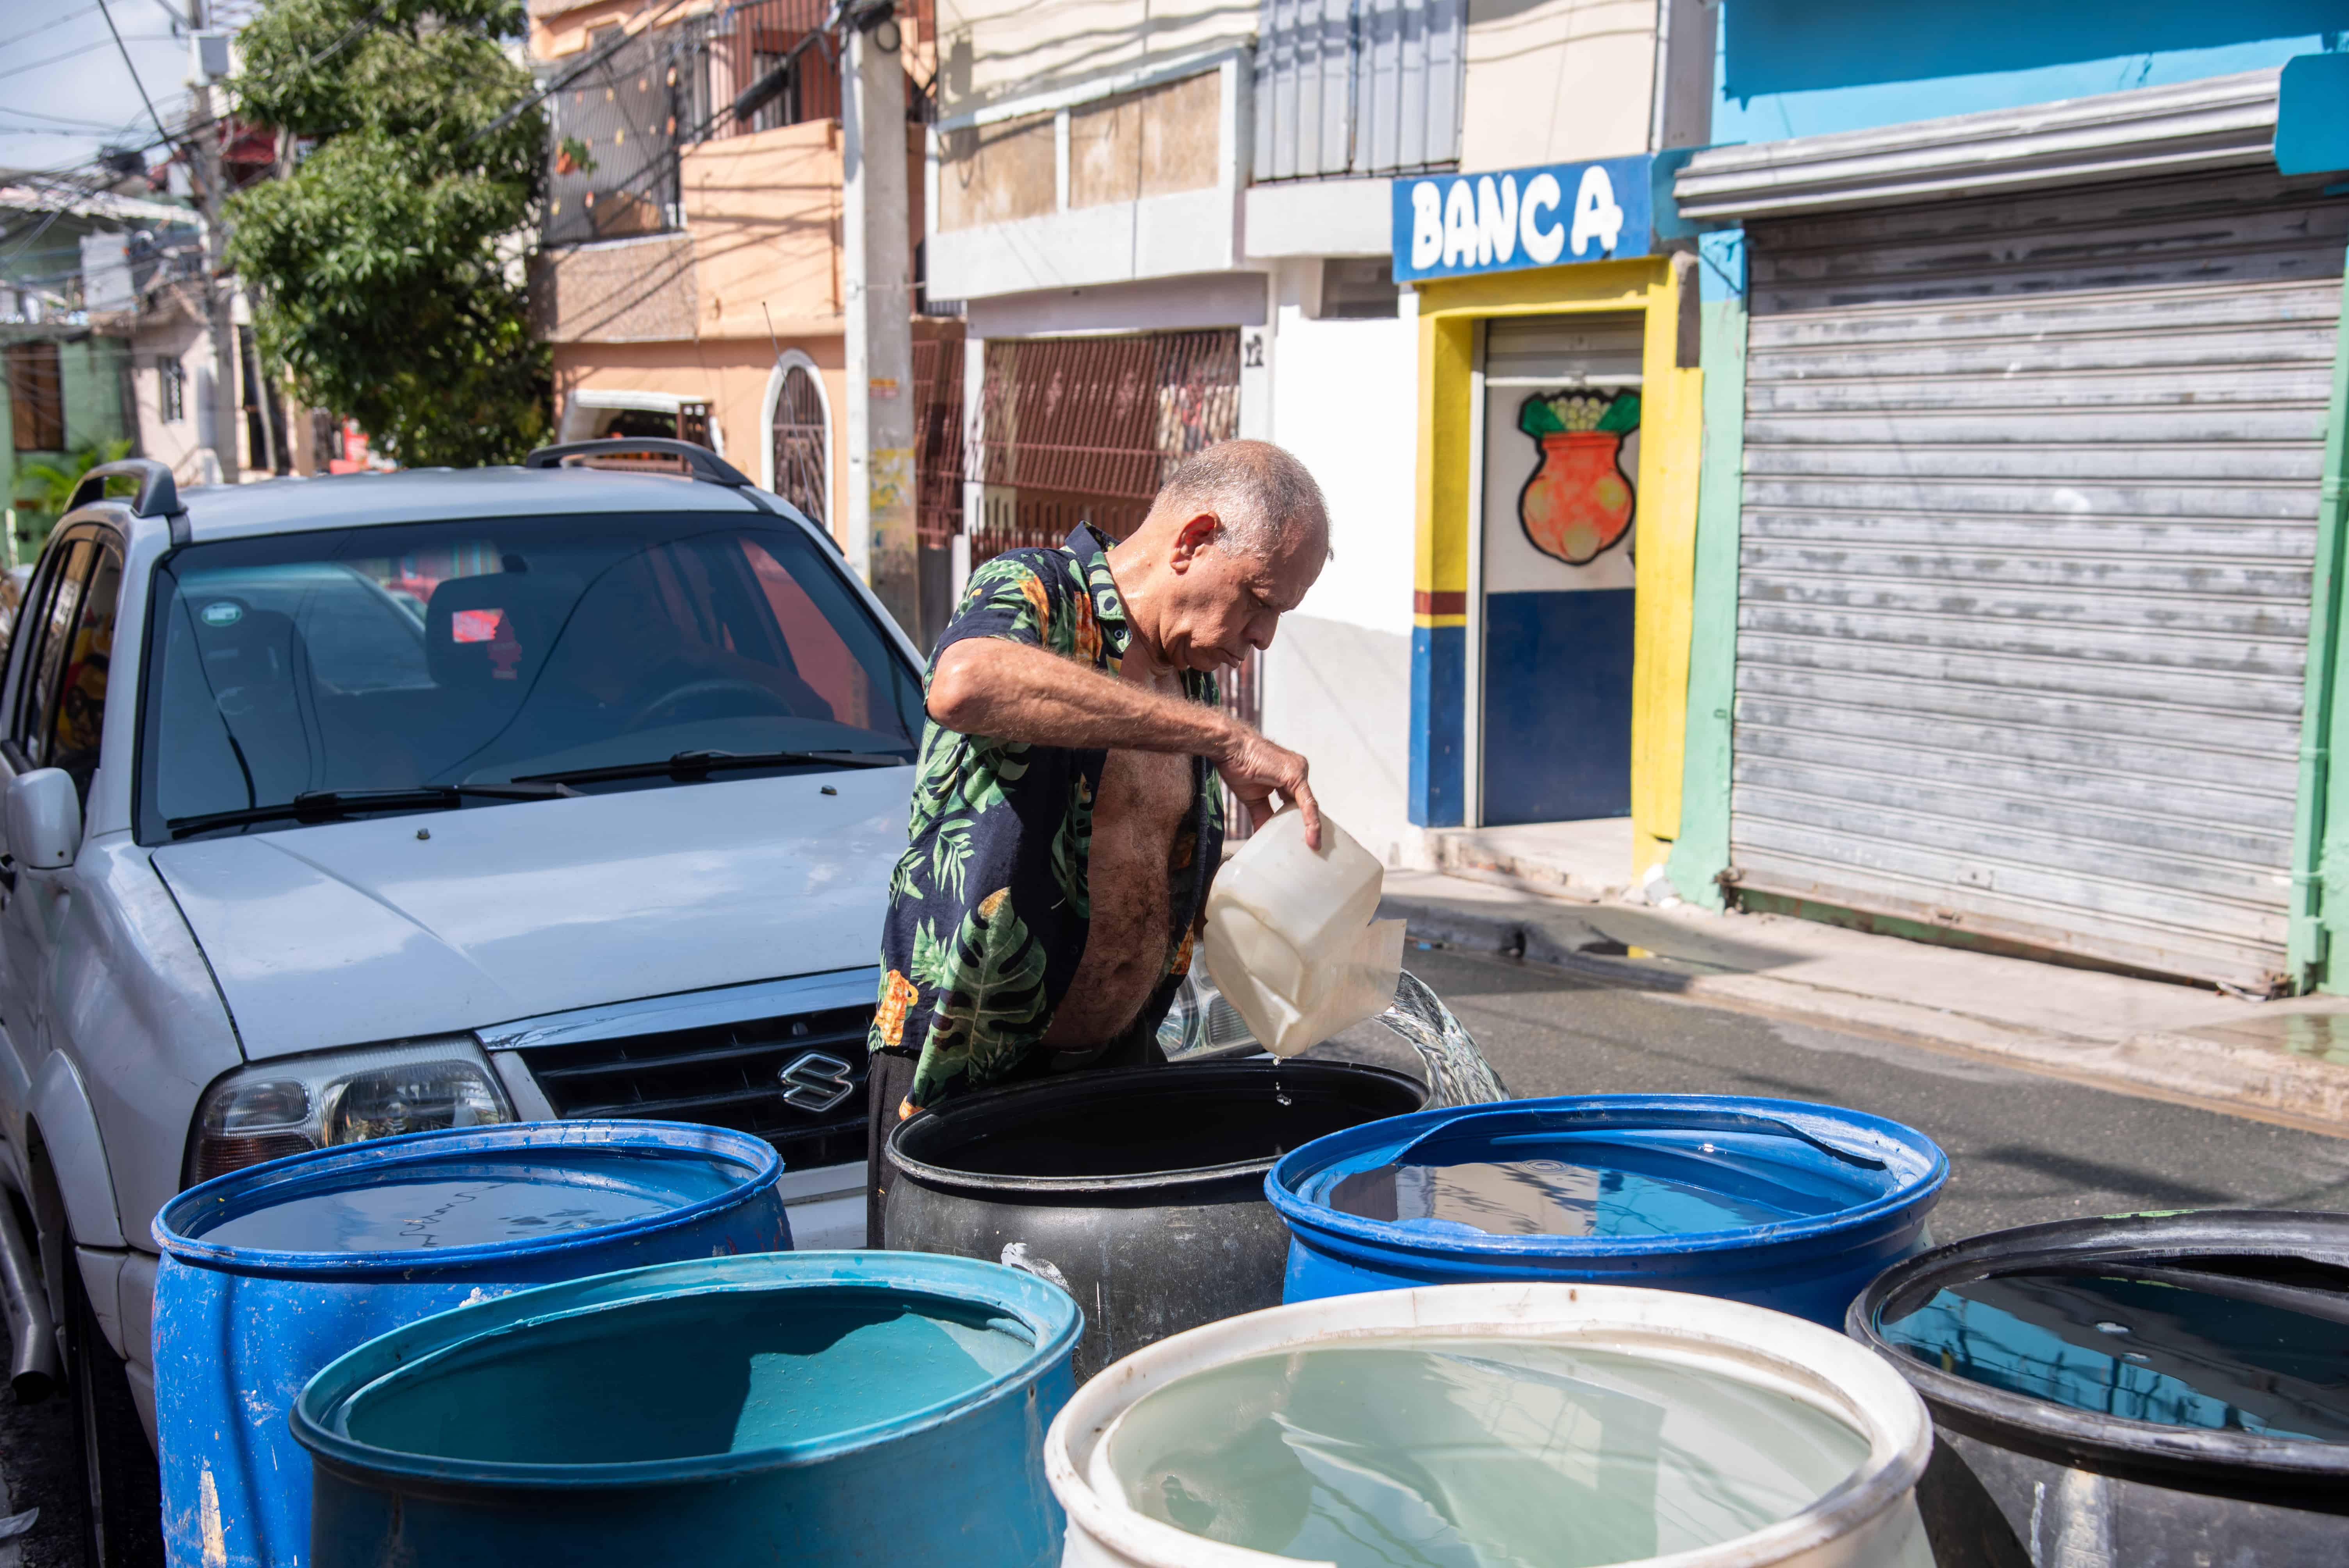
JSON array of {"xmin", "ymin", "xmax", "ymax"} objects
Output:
[
  {"xmin": 2276, "ymin": 51, "xmax": 2349, "ymax": 177},
  {"xmin": 1392, "ymin": 154, "xmax": 1657, "ymax": 284}
]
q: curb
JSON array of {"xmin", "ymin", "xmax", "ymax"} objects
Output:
[{"xmin": 1379, "ymin": 894, "xmax": 2349, "ymax": 1139}]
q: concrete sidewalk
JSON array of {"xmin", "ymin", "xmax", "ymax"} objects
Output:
[{"xmin": 1380, "ymin": 869, "xmax": 2349, "ymax": 1137}]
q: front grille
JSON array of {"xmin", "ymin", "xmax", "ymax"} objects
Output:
[{"xmin": 522, "ymin": 1001, "xmax": 872, "ymax": 1170}]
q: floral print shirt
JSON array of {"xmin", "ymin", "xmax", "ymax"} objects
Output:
[{"xmin": 869, "ymin": 525, "xmax": 1224, "ymax": 1108}]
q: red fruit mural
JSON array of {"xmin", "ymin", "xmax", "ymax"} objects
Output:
[{"xmin": 1516, "ymin": 390, "xmax": 1638, "ymax": 566}]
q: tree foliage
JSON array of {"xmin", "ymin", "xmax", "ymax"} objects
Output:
[
  {"xmin": 226, "ymin": 0, "xmax": 551, "ymax": 467},
  {"xmin": 13, "ymin": 439, "xmax": 135, "ymax": 515}
]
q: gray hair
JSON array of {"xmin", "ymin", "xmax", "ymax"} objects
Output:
[{"xmin": 1152, "ymin": 439, "xmax": 1331, "ymax": 561}]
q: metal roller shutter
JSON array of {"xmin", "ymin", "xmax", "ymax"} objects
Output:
[{"xmin": 1729, "ymin": 169, "xmax": 2348, "ymax": 990}]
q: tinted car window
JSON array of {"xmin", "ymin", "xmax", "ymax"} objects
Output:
[
  {"xmin": 50, "ymin": 545, "xmax": 121, "ymax": 800},
  {"xmin": 139, "ymin": 513, "xmax": 923, "ymax": 841},
  {"xmin": 18, "ymin": 538, "xmax": 93, "ymax": 768}
]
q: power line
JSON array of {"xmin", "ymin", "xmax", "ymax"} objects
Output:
[
  {"xmin": 0, "ymin": 104, "xmax": 138, "ymax": 132},
  {"xmin": 0, "ymin": 2, "xmax": 104, "ymax": 59},
  {"xmin": 97, "ymin": 0, "xmax": 183, "ymax": 153},
  {"xmin": 0, "ymin": 30, "xmax": 180, "ymax": 90}
]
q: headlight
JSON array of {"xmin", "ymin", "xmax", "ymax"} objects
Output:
[{"xmin": 186, "ymin": 1039, "xmax": 515, "ymax": 1185}]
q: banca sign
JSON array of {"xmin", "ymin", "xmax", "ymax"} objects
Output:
[{"xmin": 1392, "ymin": 154, "xmax": 1656, "ymax": 284}]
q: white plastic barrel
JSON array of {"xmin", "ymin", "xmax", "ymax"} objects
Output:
[
  {"xmin": 1045, "ymin": 1282, "xmax": 1935, "ymax": 1568},
  {"xmin": 1202, "ymin": 809, "xmax": 1402, "ymax": 1057}
]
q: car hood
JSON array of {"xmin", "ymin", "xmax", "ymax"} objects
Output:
[{"xmin": 148, "ymin": 770, "xmax": 909, "ymax": 1060}]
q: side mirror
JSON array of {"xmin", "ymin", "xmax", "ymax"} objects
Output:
[{"xmin": 5, "ymin": 770, "xmax": 81, "ymax": 871}]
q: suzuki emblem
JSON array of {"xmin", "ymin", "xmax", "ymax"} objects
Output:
[{"xmin": 776, "ymin": 1051, "xmax": 857, "ymax": 1113}]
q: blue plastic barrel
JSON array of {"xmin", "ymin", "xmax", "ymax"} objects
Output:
[
  {"xmin": 1267, "ymin": 1094, "xmax": 1947, "ymax": 1326},
  {"xmin": 294, "ymin": 1251, "xmax": 1082, "ymax": 1568},
  {"xmin": 151, "ymin": 1120, "xmax": 789, "ymax": 1568}
]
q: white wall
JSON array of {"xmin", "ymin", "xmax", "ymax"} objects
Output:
[
  {"xmin": 1460, "ymin": 0, "xmax": 1658, "ymax": 169},
  {"xmin": 936, "ymin": 0, "xmax": 1256, "ymax": 119},
  {"xmin": 130, "ymin": 316, "xmax": 215, "ymax": 486},
  {"xmin": 1258, "ymin": 261, "xmax": 1422, "ymax": 866}
]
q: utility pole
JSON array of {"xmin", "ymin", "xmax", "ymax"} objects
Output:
[
  {"xmin": 840, "ymin": 5, "xmax": 918, "ymax": 634},
  {"xmin": 191, "ymin": 0, "xmax": 241, "ymax": 484}
]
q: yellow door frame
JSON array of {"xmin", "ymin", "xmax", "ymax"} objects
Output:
[{"xmin": 1409, "ymin": 254, "xmax": 1702, "ymax": 871}]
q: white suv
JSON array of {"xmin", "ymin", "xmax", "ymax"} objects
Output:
[{"xmin": 0, "ymin": 442, "xmax": 917, "ymax": 1561}]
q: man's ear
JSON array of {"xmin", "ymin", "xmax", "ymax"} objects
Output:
[{"xmin": 1167, "ymin": 511, "xmax": 1219, "ymax": 572}]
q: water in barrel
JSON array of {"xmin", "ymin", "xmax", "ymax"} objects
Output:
[
  {"xmin": 1104, "ymin": 1336, "xmax": 1870, "ymax": 1566},
  {"xmin": 1875, "ymin": 1263, "xmax": 2349, "ymax": 1443}
]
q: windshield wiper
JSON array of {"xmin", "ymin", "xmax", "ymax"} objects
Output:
[
  {"xmin": 515, "ymin": 748, "xmax": 909, "ymax": 787},
  {"xmin": 167, "ymin": 782, "xmax": 580, "ymax": 839}
]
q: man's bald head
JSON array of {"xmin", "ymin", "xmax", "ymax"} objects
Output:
[
  {"xmin": 1148, "ymin": 439, "xmax": 1331, "ymax": 564},
  {"xmin": 1110, "ymin": 439, "xmax": 1333, "ymax": 674}
]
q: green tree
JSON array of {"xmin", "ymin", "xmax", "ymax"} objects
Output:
[{"xmin": 226, "ymin": 0, "xmax": 551, "ymax": 468}]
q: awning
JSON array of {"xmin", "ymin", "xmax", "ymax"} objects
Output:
[{"xmin": 1674, "ymin": 68, "xmax": 2281, "ymax": 223}]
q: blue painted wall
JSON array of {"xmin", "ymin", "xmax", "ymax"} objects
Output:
[
  {"xmin": 1483, "ymin": 589, "xmax": 1636, "ymax": 825},
  {"xmin": 1713, "ymin": 0, "xmax": 2349, "ymax": 144},
  {"xmin": 1409, "ymin": 623, "xmax": 1465, "ymax": 827}
]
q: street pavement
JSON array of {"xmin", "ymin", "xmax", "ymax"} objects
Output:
[
  {"xmin": 4, "ymin": 949, "xmax": 2347, "ymax": 1568},
  {"xmin": 1404, "ymin": 943, "xmax": 2349, "ymax": 1240}
]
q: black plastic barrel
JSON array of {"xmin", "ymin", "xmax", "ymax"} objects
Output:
[
  {"xmin": 884, "ymin": 1060, "xmax": 1426, "ymax": 1380},
  {"xmin": 1847, "ymin": 1211, "xmax": 2349, "ymax": 1568}
]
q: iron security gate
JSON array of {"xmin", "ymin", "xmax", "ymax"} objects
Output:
[
  {"xmin": 1729, "ymin": 169, "xmax": 2348, "ymax": 991},
  {"xmin": 972, "ymin": 330, "xmax": 1241, "ymax": 559},
  {"xmin": 971, "ymin": 329, "xmax": 1257, "ymax": 818}
]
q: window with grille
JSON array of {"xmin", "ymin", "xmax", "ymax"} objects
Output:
[
  {"xmin": 770, "ymin": 363, "xmax": 827, "ymax": 528},
  {"xmin": 158, "ymin": 355, "xmax": 186, "ymax": 423},
  {"xmin": 7, "ymin": 342, "xmax": 64, "ymax": 452}
]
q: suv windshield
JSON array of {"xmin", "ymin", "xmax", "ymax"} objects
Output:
[{"xmin": 138, "ymin": 511, "xmax": 923, "ymax": 842}]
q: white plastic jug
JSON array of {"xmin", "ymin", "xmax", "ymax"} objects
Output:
[{"xmin": 1202, "ymin": 809, "xmax": 1404, "ymax": 1058}]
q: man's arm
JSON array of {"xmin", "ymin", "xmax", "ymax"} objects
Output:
[{"xmin": 928, "ymin": 638, "xmax": 1321, "ymax": 845}]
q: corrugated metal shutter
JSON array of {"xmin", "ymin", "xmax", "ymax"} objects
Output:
[
  {"xmin": 1485, "ymin": 315, "xmax": 1646, "ymax": 382},
  {"xmin": 1730, "ymin": 169, "xmax": 2347, "ymax": 990},
  {"xmin": 1253, "ymin": 0, "xmax": 1462, "ymax": 182}
]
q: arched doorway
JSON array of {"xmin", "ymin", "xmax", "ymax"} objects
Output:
[{"xmin": 766, "ymin": 358, "xmax": 829, "ymax": 528}]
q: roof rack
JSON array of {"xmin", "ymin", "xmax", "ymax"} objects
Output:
[
  {"xmin": 521, "ymin": 438, "xmax": 756, "ymax": 488},
  {"xmin": 68, "ymin": 458, "xmax": 179, "ymax": 519}
]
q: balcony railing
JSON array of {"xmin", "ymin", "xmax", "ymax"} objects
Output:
[{"xmin": 1252, "ymin": 0, "xmax": 1463, "ymax": 183}]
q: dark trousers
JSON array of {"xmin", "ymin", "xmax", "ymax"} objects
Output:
[{"xmin": 865, "ymin": 1017, "xmax": 1166, "ymax": 1247}]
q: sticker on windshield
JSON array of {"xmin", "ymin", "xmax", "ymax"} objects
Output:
[{"xmin": 199, "ymin": 601, "xmax": 243, "ymax": 627}]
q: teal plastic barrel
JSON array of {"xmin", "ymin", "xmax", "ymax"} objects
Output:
[
  {"xmin": 294, "ymin": 1251, "xmax": 1083, "ymax": 1567},
  {"xmin": 152, "ymin": 1120, "xmax": 788, "ymax": 1568}
]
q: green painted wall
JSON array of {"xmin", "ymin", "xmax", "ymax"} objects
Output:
[
  {"xmin": 2306, "ymin": 265, "xmax": 2349, "ymax": 991},
  {"xmin": 1666, "ymin": 232, "xmax": 1748, "ymax": 911},
  {"xmin": 2, "ymin": 333, "xmax": 134, "ymax": 558}
]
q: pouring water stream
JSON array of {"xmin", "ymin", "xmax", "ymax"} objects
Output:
[{"xmin": 1162, "ymin": 969, "xmax": 1511, "ymax": 1107}]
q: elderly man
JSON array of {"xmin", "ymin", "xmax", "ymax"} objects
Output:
[{"xmin": 865, "ymin": 439, "xmax": 1330, "ymax": 1235}]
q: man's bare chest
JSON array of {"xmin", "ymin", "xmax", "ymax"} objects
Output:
[{"xmin": 1093, "ymin": 745, "xmax": 1192, "ymax": 843}]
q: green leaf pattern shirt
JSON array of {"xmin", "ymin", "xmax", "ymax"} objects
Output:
[{"xmin": 870, "ymin": 525, "xmax": 1224, "ymax": 1109}]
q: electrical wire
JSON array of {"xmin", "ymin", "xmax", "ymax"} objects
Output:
[
  {"xmin": 0, "ymin": 30, "xmax": 180, "ymax": 89},
  {"xmin": 0, "ymin": 103, "xmax": 139, "ymax": 132},
  {"xmin": 0, "ymin": 2, "xmax": 105, "ymax": 59},
  {"xmin": 96, "ymin": 0, "xmax": 183, "ymax": 151}
]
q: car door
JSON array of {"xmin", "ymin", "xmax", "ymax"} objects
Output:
[{"xmin": 0, "ymin": 532, "xmax": 101, "ymax": 1065}]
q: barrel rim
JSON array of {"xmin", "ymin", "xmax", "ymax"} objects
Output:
[
  {"xmin": 1044, "ymin": 1279, "xmax": 1934, "ymax": 1568},
  {"xmin": 151, "ymin": 1119, "xmax": 781, "ymax": 1276},
  {"xmin": 1265, "ymin": 1093, "xmax": 1948, "ymax": 1261},
  {"xmin": 1845, "ymin": 1208, "xmax": 2349, "ymax": 1499},
  {"xmin": 291, "ymin": 1250, "xmax": 1082, "ymax": 1486},
  {"xmin": 886, "ymin": 1060, "xmax": 1430, "ymax": 1196}
]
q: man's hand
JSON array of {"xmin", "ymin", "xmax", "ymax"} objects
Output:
[{"xmin": 1215, "ymin": 725, "xmax": 1321, "ymax": 850}]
